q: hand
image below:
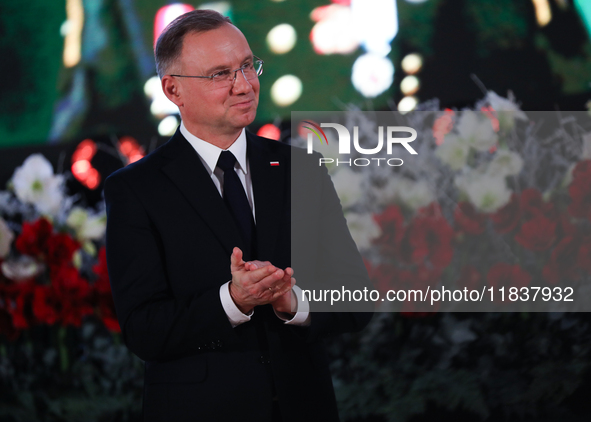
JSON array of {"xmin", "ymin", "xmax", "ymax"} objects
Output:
[
  {"xmin": 229, "ymin": 248, "xmax": 294, "ymax": 314},
  {"xmin": 243, "ymin": 259, "xmax": 296, "ymax": 316}
]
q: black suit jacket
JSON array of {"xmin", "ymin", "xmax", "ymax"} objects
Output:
[{"xmin": 104, "ymin": 130, "xmax": 371, "ymax": 422}]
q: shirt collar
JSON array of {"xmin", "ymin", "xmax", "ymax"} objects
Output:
[{"xmin": 180, "ymin": 121, "xmax": 248, "ymax": 175}]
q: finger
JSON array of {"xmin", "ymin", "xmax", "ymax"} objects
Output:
[
  {"xmin": 274, "ymin": 278, "xmax": 294, "ymax": 297},
  {"xmin": 244, "ymin": 265, "xmax": 281, "ymax": 285},
  {"xmin": 277, "ymin": 270, "xmax": 293, "ymax": 285},
  {"xmin": 230, "ymin": 247, "xmax": 244, "ymax": 272},
  {"xmin": 262, "ymin": 273, "xmax": 293, "ymax": 294},
  {"xmin": 253, "ymin": 268, "xmax": 289, "ymax": 291},
  {"xmin": 284, "ymin": 267, "xmax": 294, "ymax": 278},
  {"xmin": 245, "ymin": 260, "xmax": 272, "ymax": 271}
]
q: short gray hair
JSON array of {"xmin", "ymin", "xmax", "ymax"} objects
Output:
[{"xmin": 155, "ymin": 9, "xmax": 232, "ymax": 78}]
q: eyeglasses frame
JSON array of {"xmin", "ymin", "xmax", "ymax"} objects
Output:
[{"xmin": 169, "ymin": 56, "xmax": 264, "ymax": 84}]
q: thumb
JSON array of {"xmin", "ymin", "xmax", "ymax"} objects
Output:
[{"xmin": 230, "ymin": 247, "xmax": 244, "ymax": 272}]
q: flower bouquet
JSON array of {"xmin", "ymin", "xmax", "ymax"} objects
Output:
[
  {"xmin": 0, "ymin": 154, "xmax": 142, "ymax": 421},
  {"xmin": 306, "ymin": 92, "xmax": 591, "ymax": 421}
]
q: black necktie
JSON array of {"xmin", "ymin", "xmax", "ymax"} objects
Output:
[{"xmin": 216, "ymin": 151, "xmax": 256, "ymax": 259}]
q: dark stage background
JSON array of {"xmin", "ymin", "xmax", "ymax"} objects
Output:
[{"xmin": 2, "ymin": 1, "xmax": 591, "ymax": 421}]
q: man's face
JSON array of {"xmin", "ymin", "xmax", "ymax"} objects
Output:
[{"xmin": 170, "ymin": 24, "xmax": 260, "ymax": 140}]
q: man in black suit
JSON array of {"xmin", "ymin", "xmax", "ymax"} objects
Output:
[{"xmin": 104, "ymin": 9, "xmax": 371, "ymax": 422}]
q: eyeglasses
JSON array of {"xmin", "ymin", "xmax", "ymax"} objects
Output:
[{"xmin": 169, "ymin": 56, "xmax": 264, "ymax": 87}]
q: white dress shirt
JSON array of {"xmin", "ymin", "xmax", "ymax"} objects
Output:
[{"xmin": 179, "ymin": 122, "xmax": 310, "ymax": 327}]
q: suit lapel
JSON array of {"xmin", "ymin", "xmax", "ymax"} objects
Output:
[
  {"xmin": 247, "ymin": 133, "xmax": 289, "ymax": 261},
  {"xmin": 161, "ymin": 130, "xmax": 246, "ymax": 256}
]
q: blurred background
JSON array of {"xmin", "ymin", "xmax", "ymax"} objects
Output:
[
  {"xmin": 2, "ymin": 0, "xmax": 591, "ymax": 194},
  {"xmin": 2, "ymin": 0, "xmax": 591, "ymax": 421}
]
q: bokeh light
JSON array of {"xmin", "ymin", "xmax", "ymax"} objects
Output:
[
  {"xmin": 257, "ymin": 123, "xmax": 281, "ymax": 140},
  {"xmin": 400, "ymin": 75, "xmax": 420, "ymax": 95},
  {"xmin": 271, "ymin": 75, "xmax": 303, "ymax": 106},
  {"xmin": 398, "ymin": 96, "xmax": 418, "ymax": 113},
  {"xmin": 266, "ymin": 24, "xmax": 297, "ymax": 54},
  {"xmin": 118, "ymin": 136, "xmax": 145, "ymax": 165},
  {"xmin": 154, "ymin": 4, "xmax": 195, "ymax": 47},
  {"xmin": 71, "ymin": 139, "xmax": 100, "ymax": 189},
  {"xmin": 351, "ymin": 53, "xmax": 394, "ymax": 98},
  {"xmin": 401, "ymin": 53, "xmax": 423, "ymax": 74},
  {"xmin": 310, "ymin": 4, "xmax": 359, "ymax": 55},
  {"xmin": 158, "ymin": 115, "xmax": 179, "ymax": 137}
]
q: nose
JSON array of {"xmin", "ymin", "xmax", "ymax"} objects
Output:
[{"xmin": 231, "ymin": 68, "xmax": 253, "ymax": 93}]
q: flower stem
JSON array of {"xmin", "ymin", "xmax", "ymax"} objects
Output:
[{"xmin": 58, "ymin": 325, "xmax": 69, "ymax": 373}]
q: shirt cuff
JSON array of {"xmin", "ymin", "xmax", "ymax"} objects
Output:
[
  {"xmin": 220, "ymin": 281, "xmax": 253, "ymax": 328},
  {"xmin": 274, "ymin": 285, "xmax": 311, "ymax": 326}
]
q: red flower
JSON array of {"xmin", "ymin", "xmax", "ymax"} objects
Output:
[
  {"xmin": 371, "ymin": 263, "xmax": 397, "ymax": 295},
  {"xmin": 487, "ymin": 263, "xmax": 531, "ymax": 301},
  {"xmin": 416, "ymin": 202, "xmax": 442, "ymax": 218},
  {"xmin": 51, "ymin": 265, "xmax": 93, "ymax": 327},
  {"xmin": 543, "ymin": 236, "xmax": 583, "ymax": 284},
  {"xmin": 90, "ymin": 246, "xmax": 120, "ymax": 332},
  {"xmin": 558, "ymin": 212, "xmax": 578, "ymax": 238},
  {"xmin": 4, "ymin": 281, "xmax": 35, "ymax": 330},
  {"xmin": 101, "ymin": 311, "xmax": 121, "ymax": 333},
  {"xmin": 52, "ymin": 265, "xmax": 90, "ymax": 297},
  {"xmin": 454, "ymin": 202, "xmax": 487, "ymax": 235},
  {"xmin": 577, "ymin": 236, "xmax": 591, "ymax": 274},
  {"xmin": 520, "ymin": 188, "xmax": 555, "ymax": 221},
  {"xmin": 60, "ymin": 299, "xmax": 94, "ymax": 327},
  {"xmin": 457, "ymin": 265, "xmax": 481, "ymax": 291},
  {"xmin": 32, "ymin": 285, "xmax": 59, "ymax": 325},
  {"xmin": 406, "ymin": 206, "xmax": 454, "ymax": 269},
  {"xmin": 397, "ymin": 266, "xmax": 441, "ymax": 317},
  {"xmin": 568, "ymin": 160, "xmax": 591, "ymax": 221},
  {"xmin": 46, "ymin": 233, "xmax": 79, "ymax": 270},
  {"xmin": 373, "ymin": 205, "xmax": 405, "ymax": 257},
  {"xmin": 97, "ymin": 295, "xmax": 121, "ymax": 333},
  {"xmin": 514, "ymin": 211, "xmax": 556, "ymax": 252},
  {"xmin": 93, "ymin": 246, "xmax": 109, "ymax": 278},
  {"xmin": 15, "ymin": 218, "xmax": 53, "ymax": 256},
  {"xmin": 92, "ymin": 246, "xmax": 111, "ymax": 295},
  {"xmin": 490, "ymin": 193, "xmax": 520, "ymax": 234}
]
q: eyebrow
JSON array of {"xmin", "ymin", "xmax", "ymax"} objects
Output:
[{"xmin": 204, "ymin": 54, "xmax": 254, "ymax": 75}]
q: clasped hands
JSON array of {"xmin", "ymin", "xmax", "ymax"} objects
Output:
[{"xmin": 229, "ymin": 247, "xmax": 296, "ymax": 316}]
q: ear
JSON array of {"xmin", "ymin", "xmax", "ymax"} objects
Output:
[{"xmin": 161, "ymin": 75, "xmax": 183, "ymax": 108}]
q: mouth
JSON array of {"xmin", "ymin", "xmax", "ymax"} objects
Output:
[{"xmin": 231, "ymin": 98, "xmax": 255, "ymax": 108}]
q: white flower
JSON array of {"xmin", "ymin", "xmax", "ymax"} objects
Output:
[
  {"xmin": 345, "ymin": 212, "xmax": 381, "ymax": 251},
  {"xmin": 561, "ymin": 163, "xmax": 576, "ymax": 189},
  {"xmin": 66, "ymin": 207, "xmax": 107, "ymax": 241},
  {"xmin": 436, "ymin": 134, "xmax": 470, "ymax": 170},
  {"xmin": 485, "ymin": 91, "xmax": 528, "ymax": 132},
  {"xmin": 331, "ymin": 168, "xmax": 364, "ymax": 208},
  {"xmin": 582, "ymin": 132, "xmax": 591, "ymax": 160},
  {"xmin": 1, "ymin": 255, "xmax": 45, "ymax": 282},
  {"xmin": 0, "ymin": 217, "xmax": 14, "ymax": 258},
  {"xmin": 486, "ymin": 149, "xmax": 524, "ymax": 178},
  {"xmin": 456, "ymin": 173, "xmax": 512, "ymax": 213},
  {"xmin": 398, "ymin": 178, "xmax": 435, "ymax": 211},
  {"xmin": 11, "ymin": 154, "xmax": 65, "ymax": 216},
  {"xmin": 456, "ymin": 110, "xmax": 498, "ymax": 152}
]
